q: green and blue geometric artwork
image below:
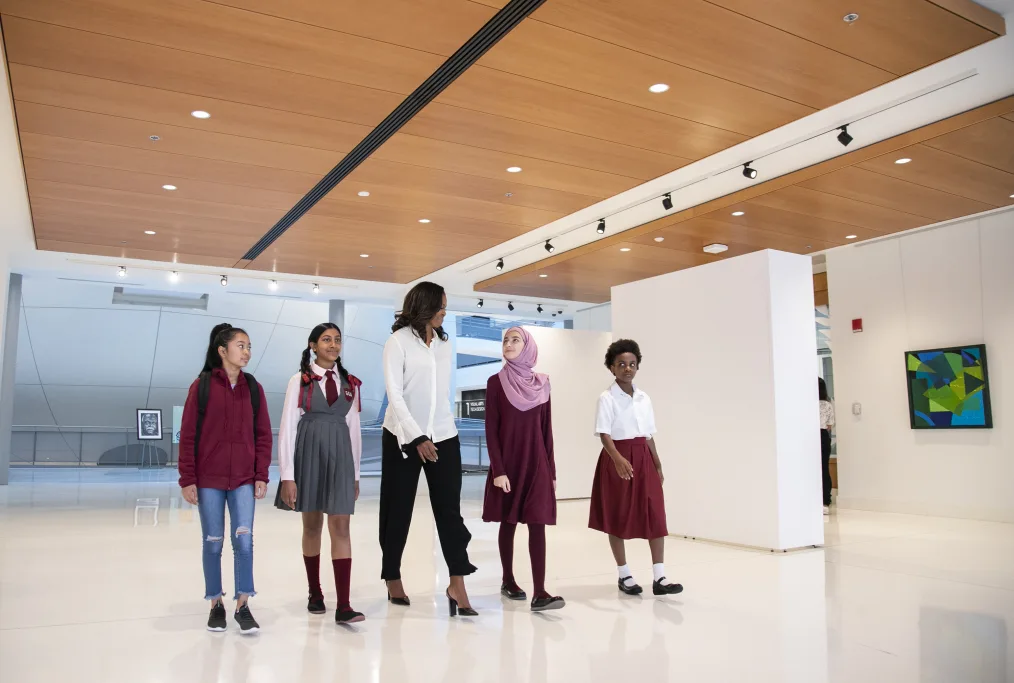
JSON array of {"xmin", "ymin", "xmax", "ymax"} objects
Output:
[{"xmin": 905, "ymin": 344, "xmax": 992, "ymax": 429}]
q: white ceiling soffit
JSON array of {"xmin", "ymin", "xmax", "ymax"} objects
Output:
[{"xmin": 423, "ymin": 27, "xmax": 1014, "ymax": 298}]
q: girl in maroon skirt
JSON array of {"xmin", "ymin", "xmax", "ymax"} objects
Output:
[
  {"xmin": 589, "ymin": 339, "xmax": 683, "ymax": 597},
  {"xmin": 482, "ymin": 327, "xmax": 564, "ymax": 612}
]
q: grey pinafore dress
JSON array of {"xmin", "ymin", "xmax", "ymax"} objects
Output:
[{"xmin": 273, "ymin": 377, "xmax": 356, "ymax": 515}]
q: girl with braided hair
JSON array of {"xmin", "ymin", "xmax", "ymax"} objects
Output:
[{"xmin": 275, "ymin": 323, "xmax": 364, "ymax": 624}]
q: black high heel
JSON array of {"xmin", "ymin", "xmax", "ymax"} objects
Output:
[
  {"xmin": 385, "ymin": 582, "xmax": 411, "ymax": 606},
  {"xmin": 446, "ymin": 590, "xmax": 478, "ymax": 617}
]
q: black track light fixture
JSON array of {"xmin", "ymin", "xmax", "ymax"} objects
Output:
[
  {"xmin": 496, "ymin": 258, "xmax": 504, "ymax": 271},
  {"xmin": 477, "ymin": 299, "xmax": 484, "ymax": 308},
  {"xmin": 508, "ymin": 302, "xmax": 515, "ymax": 312},
  {"xmin": 743, "ymin": 162, "xmax": 758, "ymax": 180},
  {"xmin": 597, "ymin": 219, "xmax": 606, "ymax": 235},
  {"xmin": 537, "ymin": 304, "xmax": 544, "ymax": 314},
  {"xmin": 544, "ymin": 240, "xmax": 555, "ymax": 254},
  {"xmin": 837, "ymin": 125, "xmax": 853, "ymax": 147},
  {"xmin": 662, "ymin": 193, "xmax": 673, "ymax": 211}
]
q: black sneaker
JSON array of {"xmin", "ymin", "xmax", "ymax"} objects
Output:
[
  {"xmin": 307, "ymin": 594, "xmax": 326, "ymax": 615},
  {"xmin": 618, "ymin": 577, "xmax": 643, "ymax": 595},
  {"xmin": 652, "ymin": 578, "xmax": 684, "ymax": 596},
  {"xmin": 207, "ymin": 602, "xmax": 227, "ymax": 632},
  {"xmin": 234, "ymin": 604, "xmax": 260, "ymax": 634}
]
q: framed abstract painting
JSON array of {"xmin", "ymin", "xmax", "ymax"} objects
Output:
[{"xmin": 905, "ymin": 344, "xmax": 992, "ymax": 429}]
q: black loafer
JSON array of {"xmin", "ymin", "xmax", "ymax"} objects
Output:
[
  {"xmin": 531, "ymin": 595, "xmax": 565, "ymax": 612},
  {"xmin": 307, "ymin": 595, "xmax": 326, "ymax": 614},
  {"xmin": 501, "ymin": 583, "xmax": 528, "ymax": 601},
  {"xmin": 618, "ymin": 578, "xmax": 643, "ymax": 596},
  {"xmin": 336, "ymin": 608, "xmax": 365, "ymax": 624},
  {"xmin": 652, "ymin": 578, "xmax": 684, "ymax": 596}
]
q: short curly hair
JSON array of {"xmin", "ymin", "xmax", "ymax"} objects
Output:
[{"xmin": 605, "ymin": 339, "xmax": 642, "ymax": 369}]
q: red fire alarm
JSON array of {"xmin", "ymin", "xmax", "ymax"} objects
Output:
[{"xmin": 852, "ymin": 318, "xmax": 863, "ymax": 333}]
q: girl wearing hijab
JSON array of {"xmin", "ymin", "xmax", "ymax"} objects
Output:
[{"xmin": 482, "ymin": 327, "xmax": 564, "ymax": 612}]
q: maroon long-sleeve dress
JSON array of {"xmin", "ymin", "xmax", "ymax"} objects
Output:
[{"xmin": 481, "ymin": 375, "xmax": 557, "ymax": 525}]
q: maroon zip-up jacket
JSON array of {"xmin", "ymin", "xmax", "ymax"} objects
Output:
[{"xmin": 178, "ymin": 368, "xmax": 272, "ymax": 490}]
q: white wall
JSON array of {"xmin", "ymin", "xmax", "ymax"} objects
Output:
[
  {"xmin": 613, "ymin": 250, "xmax": 823, "ymax": 550},
  {"xmin": 523, "ymin": 327, "xmax": 613, "ymax": 500},
  {"xmin": 574, "ymin": 303, "xmax": 612, "ymax": 333},
  {"xmin": 828, "ymin": 209, "xmax": 1013, "ymax": 522}
]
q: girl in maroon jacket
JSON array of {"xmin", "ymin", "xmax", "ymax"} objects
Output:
[{"xmin": 178, "ymin": 323, "xmax": 273, "ymax": 635}]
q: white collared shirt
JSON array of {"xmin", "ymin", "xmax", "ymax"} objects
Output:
[
  {"xmin": 595, "ymin": 382, "xmax": 657, "ymax": 441},
  {"xmin": 278, "ymin": 361, "xmax": 362, "ymax": 481},
  {"xmin": 382, "ymin": 326, "xmax": 458, "ymax": 452}
]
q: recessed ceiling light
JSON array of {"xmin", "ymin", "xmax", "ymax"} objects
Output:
[
  {"xmin": 149, "ymin": 135, "xmax": 160, "ymax": 142},
  {"xmin": 539, "ymin": 274, "xmax": 548, "ymax": 278},
  {"xmin": 846, "ymin": 234, "xmax": 857, "ymax": 240},
  {"xmin": 703, "ymin": 243, "xmax": 729, "ymax": 254},
  {"xmin": 649, "ymin": 83, "xmax": 670, "ymax": 93},
  {"xmin": 620, "ymin": 247, "xmax": 631, "ymax": 252},
  {"xmin": 506, "ymin": 166, "xmax": 522, "ymax": 173},
  {"xmin": 843, "ymin": 12, "xmax": 859, "ymax": 23},
  {"xmin": 895, "ymin": 158, "xmax": 912, "ymax": 164},
  {"xmin": 162, "ymin": 184, "xmax": 177, "ymax": 191},
  {"xmin": 1009, "ymin": 194, "xmax": 1014, "ymax": 198},
  {"xmin": 654, "ymin": 236, "xmax": 665, "ymax": 243},
  {"xmin": 418, "ymin": 219, "xmax": 431, "ymax": 223},
  {"xmin": 144, "ymin": 230, "xmax": 156, "ymax": 235},
  {"xmin": 358, "ymin": 191, "xmax": 370, "ymax": 197},
  {"xmin": 360, "ymin": 254, "xmax": 369, "ymax": 258},
  {"xmin": 731, "ymin": 211, "xmax": 745, "ymax": 216},
  {"xmin": 191, "ymin": 110, "xmax": 211, "ymax": 119}
]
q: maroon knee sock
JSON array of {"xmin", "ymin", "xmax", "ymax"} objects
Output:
[
  {"xmin": 499, "ymin": 522, "xmax": 518, "ymax": 586},
  {"xmin": 529, "ymin": 524, "xmax": 548, "ymax": 598},
  {"xmin": 303, "ymin": 554, "xmax": 322, "ymax": 599},
  {"xmin": 333, "ymin": 558, "xmax": 352, "ymax": 610}
]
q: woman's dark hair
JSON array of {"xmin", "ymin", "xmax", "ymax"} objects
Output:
[
  {"xmin": 300, "ymin": 322, "xmax": 349, "ymax": 385},
  {"xmin": 202, "ymin": 323, "xmax": 248, "ymax": 373},
  {"xmin": 605, "ymin": 339, "xmax": 642, "ymax": 369},
  {"xmin": 392, "ymin": 281, "xmax": 448, "ymax": 342},
  {"xmin": 818, "ymin": 377, "xmax": 829, "ymax": 402}
]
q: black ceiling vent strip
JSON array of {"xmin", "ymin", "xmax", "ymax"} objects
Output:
[{"xmin": 242, "ymin": 0, "xmax": 548, "ymax": 261}]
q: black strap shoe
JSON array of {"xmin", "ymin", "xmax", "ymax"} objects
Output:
[
  {"xmin": 501, "ymin": 582, "xmax": 528, "ymax": 601},
  {"xmin": 652, "ymin": 578, "xmax": 684, "ymax": 596},
  {"xmin": 207, "ymin": 602, "xmax": 227, "ymax": 632},
  {"xmin": 531, "ymin": 595, "xmax": 565, "ymax": 612},
  {"xmin": 307, "ymin": 594, "xmax": 326, "ymax": 614},
  {"xmin": 336, "ymin": 607, "xmax": 365, "ymax": 624},
  {"xmin": 618, "ymin": 577, "xmax": 643, "ymax": 595},
  {"xmin": 234, "ymin": 605, "xmax": 260, "ymax": 635}
]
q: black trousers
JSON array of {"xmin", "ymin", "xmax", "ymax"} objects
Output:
[
  {"xmin": 821, "ymin": 428, "xmax": 833, "ymax": 506},
  {"xmin": 379, "ymin": 429, "xmax": 476, "ymax": 580}
]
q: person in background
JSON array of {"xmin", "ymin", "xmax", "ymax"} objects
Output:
[
  {"xmin": 380, "ymin": 282, "xmax": 477, "ymax": 617},
  {"xmin": 819, "ymin": 377, "xmax": 836, "ymax": 516},
  {"xmin": 275, "ymin": 323, "xmax": 364, "ymax": 624},
  {"xmin": 482, "ymin": 327, "xmax": 564, "ymax": 612},
  {"xmin": 589, "ymin": 339, "xmax": 683, "ymax": 598},
  {"xmin": 178, "ymin": 323, "xmax": 272, "ymax": 634}
]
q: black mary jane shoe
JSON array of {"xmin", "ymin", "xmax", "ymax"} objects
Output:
[
  {"xmin": 447, "ymin": 590, "xmax": 478, "ymax": 617},
  {"xmin": 618, "ymin": 578, "xmax": 643, "ymax": 596},
  {"xmin": 501, "ymin": 582, "xmax": 528, "ymax": 601},
  {"xmin": 652, "ymin": 578, "xmax": 684, "ymax": 596},
  {"xmin": 336, "ymin": 607, "xmax": 366, "ymax": 624},
  {"xmin": 530, "ymin": 595, "xmax": 565, "ymax": 612},
  {"xmin": 307, "ymin": 594, "xmax": 327, "ymax": 615}
]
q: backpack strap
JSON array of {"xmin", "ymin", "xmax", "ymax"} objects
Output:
[
  {"xmin": 194, "ymin": 371, "xmax": 211, "ymax": 459},
  {"xmin": 244, "ymin": 372, "xmax": 260, "ymax": 443}
]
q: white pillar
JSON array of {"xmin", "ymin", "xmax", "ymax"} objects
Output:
[
  {"xmin": 612, "ymin": 249, "xmax": 823, "ymax": 550},
  {"xmin": 0, "ymin": 273, "xmax": 22, "ymax": 485}
]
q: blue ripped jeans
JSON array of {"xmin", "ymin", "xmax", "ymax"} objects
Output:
[{"xmin": 197, "ymin": 484, "xmax": 256, "ymax": 601}]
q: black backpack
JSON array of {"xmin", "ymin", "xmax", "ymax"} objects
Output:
[{"xmin": 194, "ymin": 371, "xmax": 261, "ymax": 457}]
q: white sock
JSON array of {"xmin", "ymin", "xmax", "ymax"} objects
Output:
[
  {"xmin": 653, "ymin": 563, "xmax": 668, "ymax": 584},
  {"xmin": 618, "ymin": 564, "xmax": 634, "ymax": 585}
]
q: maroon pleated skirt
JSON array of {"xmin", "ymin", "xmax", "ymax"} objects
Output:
[{"xmin": 588, "ymin": 437, "xmax": 668, "ymax": 540}]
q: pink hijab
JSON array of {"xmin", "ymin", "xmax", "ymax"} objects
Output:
[{"xmin": 498, "ymin": 327, "xmax": 550, "ymax": 412}]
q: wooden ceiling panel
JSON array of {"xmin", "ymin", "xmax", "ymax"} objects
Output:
[
  {"xmin": 798, "ymin": 166, "xmax": 995, "ymax": 221},
  {"xmin": 922, "ymin": 116, "xmax": 1014, "ymax": 173},
  {"xmin": 747, "ymin": 185, "xmax": 925, "ymax": 234},
  {"xmin": 705, "ymin": 0, "xmax": 999, "ymax": 75},
  {"xmin": 635, "ymin": 217, "xmax": 839, "ymax": 254},
  {"xmin": 711, "ymin": 202, "xmax": 886, "ymax": 242},
  {"xmin": 527, "ymin": 0, "xmax": 896, "ymax": 109},
  {"xmin": 35, "ymin": 239, "xmax": 242, "ymax": 268}
]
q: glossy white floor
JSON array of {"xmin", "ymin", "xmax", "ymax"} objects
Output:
[{"xmin": 1, "ymin": 469, "xmax": 1012, "ymax": 683}]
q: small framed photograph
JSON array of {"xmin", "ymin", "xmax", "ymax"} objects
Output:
[{"xmin": 137, "ymin": 409, "xmax": 163, "ymax": 441}]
